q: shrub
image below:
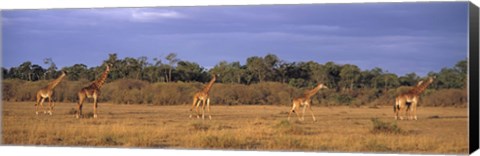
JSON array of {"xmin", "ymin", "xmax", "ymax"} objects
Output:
[
  {"xmin": 332, "ymin": 93, "xmax": 353, "ymax": 105},
  {"xmin": 422, "ymin": 89, "xmax": 467, "ymax": 107},
  {"xmin": 98, "ymin": 135, "xmax": 119, "ymax": 146},
  {"xmin": 2, "ymin": 79, "xmax": 25, "ymax": 101},
  {"xmin": 273, "ymin": 120, "xmax": 305, "ymax": 135},
  {"xmin": 2, "ymin": 78, "xmax": 468, "ymax": 107},
  {"xmin": 370, "ymin": 118, "xmax": 402, "ymax": 134},
  {"xmin": 190, "ymin": 121, "xmax": 210, "ymax": 131}
]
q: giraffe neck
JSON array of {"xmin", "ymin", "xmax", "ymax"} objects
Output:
[
  {"xmin": 92, "ymin": 65, "xmax": 110, "ymax": 89},
  {"xmin": 46, "ymin": 72, "xmax": 66, "ymax": 90},
  {"xmin": 304, "ymin": 84, "xmax": 323, "ymax": 98},
  {"xmin": 201, "ymin": 75, "xmax": 216, "ymax": 93},
  {"xmin": 410, "ymin": 78, "xmax": 433, "ymax": 95}
]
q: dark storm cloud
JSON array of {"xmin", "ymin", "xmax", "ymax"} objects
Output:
[{"xmin": 2, "ymin": 2, "xmax": 468, "ymax": 76}]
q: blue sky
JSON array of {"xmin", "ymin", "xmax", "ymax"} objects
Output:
[{"xmin": 1, "ymin": 2, "xmax": 468, "ymax": 76}]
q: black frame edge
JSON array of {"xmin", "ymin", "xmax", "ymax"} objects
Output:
[{"xmin": 469, "ymin": 1, "xmax": 480, "ymax": 154}]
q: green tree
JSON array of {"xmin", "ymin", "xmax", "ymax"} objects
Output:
[
  {"xmin": 454, "ymin": 59, "xmax": 467, "ymax": 88},
  {"xmin": 246, "ymin": 56, "xmax": 267, "ymax": 83},
  {"xmin": 31, "ymin": 64, "xmax": 45, "ymax": 81},
  {"xmin": 437, "ymin": 68, "xmax": 463, "ymax": 89},
  {"xmin": 370, "ymin": 67, "xmax": 384, "ymax": 89},
  {"xmin": 104, "ymin": 53, "xmax": 122, "ymax": 80},
  {"xmin": 454, "ymin": 59, "xmax": 467, "ymax": 75},
  {"xmin": 339, "ymin": 64, "xmax": 361, "ymax": 91},
  {"xmin": 176, "ymin": 61, "xmax": 206, "ymax": 82},
  {"xmin": 165, "ymin": 53, "xmax": 180, "ymax": 82},
  {"xmin": 263, "ymin": 54, "xmax": 280, "ymax": 81},
  {"xmin": 309, "ymin": 62, "xmax": 327, "ymax": 85},
  {"xmin": 277, "ymin": 61, "xmax": 291, "ymax": 83},
  {"xmin": 122, "ymin": 57, "xmax": 142, "ymax": 79},
  {"xmin": 382, "ymin": 73, "xmax": 399, "ymax": 91},
  {"xmin": 43, "ymin": 58, "xmax": 57, "ymax": 80},
  {"xmin": 398, "ymin": 72, "xmax": 420, "ymax": 86},
  {"xmin": 18, "ymin": 61, "xmax": 33, "ymax": 81},
  {"xmin": 7, "ymin": 67, "xmax": 20, "ymax": 79},
  {"xmin": 323, "ymin": 62, "xmax": 341, "ymax": 90},
  {"xmin": 210, "ymin": 61, "xmax": 246, "ymax": 84},
  {"xmin": 2, "ymin": 67, "xmax": 8, "ymax": 79},
  {"xmin": 63, "ymin": 64, "xmax": 89, "ymax": 81}
]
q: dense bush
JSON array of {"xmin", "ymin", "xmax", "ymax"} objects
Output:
[
  {"xmin": 422, "ymin": 89, "xmax": 467, "ymax": 107},
  {"xmin": 2, "ymin": 78, "xmax": 467, "ymax": 107},
  {"xmin": 370, "ymin": 118, "xmax": 402, "ymax": 134}
]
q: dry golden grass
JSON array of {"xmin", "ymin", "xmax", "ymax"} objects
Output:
[{"xmin": 2, "ymin": 101, "xmax": 468, "ymax": 154}]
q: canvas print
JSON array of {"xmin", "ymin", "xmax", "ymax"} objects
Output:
[{"xmin": 1, "ymin": 2, "xmax": 470, "ymax": 154}]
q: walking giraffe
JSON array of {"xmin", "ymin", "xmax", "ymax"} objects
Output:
[
  {"xmin": 76, "ymin": 64, "xmax": 111, "ymax": 119},
  {"xmin": 189, "ymin": 74, "xmax": 216, "ymax": 120},
  {"xmin": 35, "ymin": 71, "xmax": 67, "ymax": 115},
  {"xmin": 288, "ymin": 83, "xmax": 328, "ymax": 121},
  {"xmin": 394, "ymin": 76, "xmax": 435, "ymax": 120}
]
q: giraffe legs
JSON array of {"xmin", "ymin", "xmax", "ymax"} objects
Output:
[
  {"xmin": 401, "ymin": 103, "xmax": 406, "ymax": 120},
  {"xmin": 288, "ymin": 103, "xmax": 300, "ymax": 121},
  {"xmin": 308, "ymin": 104, "xmax": 316, "ymax": 122},
  {"xmin": 35, "ymin": 94, "xmax": 42, "ymax": 115},
  {"xmin": 47, "ymin": 98, "xmax": 53, "ymax": 115},
  {"xmin": 40, "ymin": 98, "xmax": 46, "ymax": 114},
  {"xmin": 77, "ymin": 92, "xmax": 86, "ymax": 119},
  {"xmin": 301, "ymin": 104, "xmax": 307, "ymax": 121},
  {"xmin": 190, "ymin": 98, "xmax": 201, "ymax": 118},
  {"xmin": 190, "ymin": 97, "xmax": 211, "ymax": 120},
  {"xmin": 287, "ymin": 106, "xmax": 293, "ymax": 120},
  {"xmin": 189, "ymin": 98, "xmax": 197, "ymax": 118},
  {"xmin": 411, "ymin": 99, "xmax": 418, "ymax": 120},
  {"xmin": 201, "ymin": 99, "xmax": 206, "ymax": 120},
  {"xmin": 34, "ymin": 93, "xmax": 55, "ymax": 116},
  {"xmin": 396, "ymin": 95, "xmax": 421, "ymax": 121},
  {"xmin": 405, "ymin": 104, "xmax": 410, "ymax": 120},
  {"xmin": 93, "ymin": 95, "xmax": 98, "ymax": 119},
  {"xmin": 413, "ymin": 106, "xmax": 417, "ymax": 120},
  {"xmin": 394, "ymin": 99, "xmax": 399, "ymax": 120},
  {"xmin": 206, "ymin": 98, "xmax": 211, "ymax": 120},
  {"xmin": 396, "ymin": 99, "xmax": 406, "ymax": 120},
  {"xmin": 195, "ymin": 99, "xmax": 202, "ymax": 119}
]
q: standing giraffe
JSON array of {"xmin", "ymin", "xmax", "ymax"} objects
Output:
[
  {"xmin": 76, "ymin": 64, "xmax": 111, "ymax": 119},
  {"xmin": 288, "ymin": 83, "xmax": 328, "ymax": 121},
  {"xmin": 189, "ymin": 74, "xmax": 216, "ymax": 120},
  {"xmin": 35, "ymin": 71, "xmax": 67, "ymax": 115},
  {"xmin": 394, "ymin": 76, "xmax": 435, "ymax": 120}
]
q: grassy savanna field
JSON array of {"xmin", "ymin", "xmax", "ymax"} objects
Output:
[{"xmin": 2, "ymin": 101, "xmax": 468, "ymax": 154}]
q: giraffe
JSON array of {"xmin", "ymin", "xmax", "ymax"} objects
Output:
[
  {"xmin": 35, "ymin": 71, "xmax": 67, "ymax": 115},
  {"xmin": 189, "ymin": 74, "xmax": 216, "ymax": 120},
  {"xmin": 76, "ymin": 64, "xmax": 111, "ymax": 119},
  {"xmin": 394, "ymin": 76, "xmax": 435, "ymax": 120},
  {"xmin": 288, "ymin": 83, "xmax": 328, "ymax": 121}
]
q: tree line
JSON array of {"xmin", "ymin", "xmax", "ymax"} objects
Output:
[{"xmin": 2, "ymin": 53, "xmax": 467, "ymax": 90}]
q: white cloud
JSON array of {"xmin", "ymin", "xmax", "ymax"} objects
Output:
[
  {"xmin": 130, "ymin": 9, "xmax": 186, "ymax": 22},
  {"xmin": 77, "ymin": 8, "xmax": 186, "ymax": 23}
]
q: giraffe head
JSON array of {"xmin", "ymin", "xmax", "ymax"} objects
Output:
[
  {"xmin": 61, "ymin": 70, "xmax": 67, "ymax": 76},
  {"xmin": 105, "ymin": 63, "xmax": 112, "ymax": 71},
  {"xmin": 416, "ymin": 80, "xmax": 424, "ymax": 87},
  {"xmin": 428, "ymin": 76, "xmax": 435, "ymax": 83},
  {"xmin": 210, "ymin": 73, "xmax": 220, "ymax": 82},
  {"xmin": 318, "ymin": 83, "xmax": 328, "ymax": 89}
]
